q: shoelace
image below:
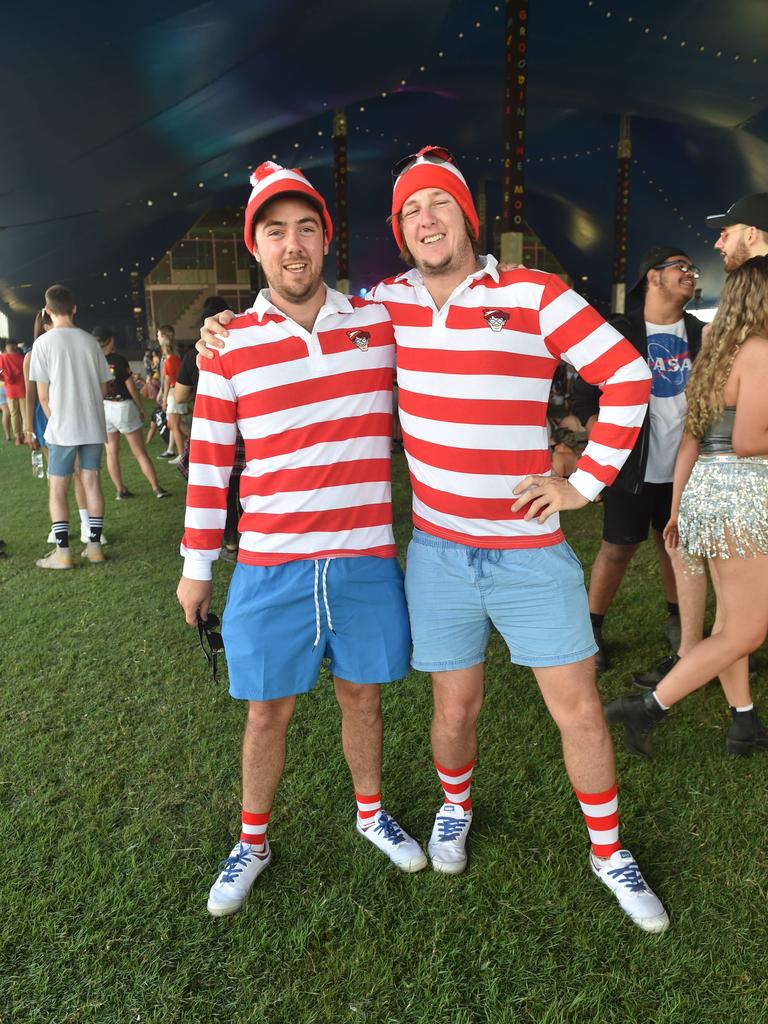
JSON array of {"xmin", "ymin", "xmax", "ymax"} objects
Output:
[
  {"xmin": 373, "ymin": 812, "xmax": 405, "ymax": 846},
  {"xmin": 607, "ymin": 861, "xmax": 648, "ymax": 893},
  {"xmin": 437, "ymin": 816, "xmax": 468, "ymax": 842},
  {"xmin": 312, "ymin": 558, "xmax": 335, "ymax": 649},
  {"xmin": 218, "ymin": 844, "xmax": 255, "ymax": 884}
]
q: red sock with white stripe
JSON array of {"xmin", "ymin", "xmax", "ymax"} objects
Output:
[
  {"xmin": 240, "ymin": 809, "xmax": 270, "ymax": 851},
  {"xmin": 575, "ymin": 783, "xmax": 621, "ymax": 858},
  {"xmin": 356, "ymin": 792, "xmax": 382, "ymax": 829},
  {"xmin": 435, "ymin": 758, "xmax": 475, "ymax": 812}
]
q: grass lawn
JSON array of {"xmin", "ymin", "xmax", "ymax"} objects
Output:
[{"xmin": 1, "ymin": 424, "xmax": 766, "ymax": 1024}]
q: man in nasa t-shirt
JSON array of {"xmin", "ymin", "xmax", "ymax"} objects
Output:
[
  {"xmin": 571, "ymin": 247, "xmax": 704, "ymax": 670},
  {"xmin": 645, "ymin": 317, "xmax": 692, "ymax": 484}
]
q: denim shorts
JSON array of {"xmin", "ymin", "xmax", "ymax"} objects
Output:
[
  {"xmin": 222, "ymin": 555, "xmax": 411, "ymax": 701},
  {"xmin": 405, "ymin": 529, "xmax": 597, "ymax": 671},
  {"xmin": 47, "ymin": 443, "xmax": 103, "ymax": 476}
]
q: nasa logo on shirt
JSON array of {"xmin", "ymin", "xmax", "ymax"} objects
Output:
[
  {"xmin": 647, "ymin": 334, "xmax": 691, "ymax": 398},
  {"xmin": 483, "ymin": 309, "xmax": 510, "ymax": 333},
  {"xmin": 347, "ymin": 329, "xmax": 370, "ymax": 352}
]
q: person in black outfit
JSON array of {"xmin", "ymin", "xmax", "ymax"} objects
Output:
[
  {"xmin": 93, "ymin": 326, "xmax": 170, "ymax": 500},
  {"xmin": 571, "ymin": 248, "xmax": 704, "ymax": 672}
]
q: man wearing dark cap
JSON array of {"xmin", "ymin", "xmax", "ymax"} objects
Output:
[
  {"xmin": 708, "ymin": 193, "xmax": 768, "ymax": 272},
  {"xmin": 571, "ymin": 247, "xmax": 705, "ymax": 671}
]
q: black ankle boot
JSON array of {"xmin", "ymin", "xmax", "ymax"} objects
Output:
[
  {"xmin": 593, "ymin": 625, "xmax": 609, "ymax": 673},
  {"xmin": 604, "ymin": 690, "xmax": 668, "ymax": 759},
  {"xmin": 725, "ymin": 707, "xmax": 768, "ymax": 756}
]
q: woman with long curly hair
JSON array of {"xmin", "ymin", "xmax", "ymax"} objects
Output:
[{"xmin": 605, "ymin": 255, "xmax": 768, "ymax": 758}]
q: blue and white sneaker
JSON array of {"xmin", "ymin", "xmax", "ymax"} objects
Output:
[
  {"xmin": 590, "ymin": 848, "xmax": 670, "ymax": 933},
  {"xmin": 428, "ymin": 802, "xmax": 473, "ymax": 874},
  {"xmin": 356, "ymin": 810, "xmax": 427, "ymax": 872},
  {"xmin": 207, "ymin": 840, "xmax": 271, "ymax": 917}
]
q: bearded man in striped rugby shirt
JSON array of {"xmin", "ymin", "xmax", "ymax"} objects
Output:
[
  {"xmin": 198, "ymin": 148, "xmax": 669, "ymax": 933},
  {"xmin": 178, "ymin": 163, "xmax": 427, "ymax": 918}
]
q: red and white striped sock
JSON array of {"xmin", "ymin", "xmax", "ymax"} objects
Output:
[
  {"xmin": 240, "ymin": 809, "xmax": 270, "ymax": 851},
  {"xmin": 575, "ymin": 783, "xmax": 621, "ymax": 858},
  {"xmin": 356, "ymin": 792, "xmax": 382, "ymax": 828},
  {"xmin": 435, "ymin": 758, "xmax": 475, "ymax": 812}
]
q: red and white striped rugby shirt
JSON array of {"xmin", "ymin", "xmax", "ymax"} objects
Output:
[
  {"xmin": 370, "ymin": 255, "xmax": 651, "ymax": 549},
  {"xmin": 181, "ymin": 287, "xmax": 397, "ymax": 579}
]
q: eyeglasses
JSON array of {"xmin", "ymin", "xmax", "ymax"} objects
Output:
[
  {"xmin": 653, "ymin": 260, "xmax": 700, "ymax": 279},
  {"xmin": 391, "ymin": 146, "xmax": 455, "ymax": 183},
  {"xmin": 197, "ymin": 612, "xmax": 225, "ymax": 683}
]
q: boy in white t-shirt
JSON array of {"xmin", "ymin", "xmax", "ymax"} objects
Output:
[{"xmin": 29, "ymin": 284, "xmax": 112, "ymax": 569}]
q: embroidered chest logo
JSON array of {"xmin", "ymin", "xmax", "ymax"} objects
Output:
[
  {"xmin": 347, "ymin": 329, "xmax": 370, "ymax": 352},
  {"xmin": 483, "ymin": 309, "xmax": 510, "ymax": 333}
]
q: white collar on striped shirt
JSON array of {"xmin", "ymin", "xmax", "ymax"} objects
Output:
[
  {"xmin": 249, "ymin": 284, "xmax": 354, "ymax": 321},
  {"xmin": 397, "ymin": 252, "xmax": 500, "ymax": 289}
]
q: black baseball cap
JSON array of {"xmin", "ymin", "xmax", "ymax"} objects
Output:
[
  {"xmin": 706, "ymin": 194, "xmax": 768, "ymax": 233},
  {"xmin": 626, "ymin": 245, "xmax": 691, "ymax": 305},
  {"xmin": 92, "ymin": 325, "xmax": 113, "ymax": 344}
]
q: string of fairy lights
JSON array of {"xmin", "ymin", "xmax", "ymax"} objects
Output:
[
  {"xmin": 584, "ymin": 1, "xmax": 761, "ymax": 67},
  {"xmin": 6, "ymin": 0, "xmax": 757, "ymax": 314}
]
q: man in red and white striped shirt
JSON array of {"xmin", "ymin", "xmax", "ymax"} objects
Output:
[
  {"xmin": 177, "ymin": 163, "xmax": 427, "ymax": 917},
  {"xmin": 374, "ymin": 146, "xmax": 666, "ymax": 932}
]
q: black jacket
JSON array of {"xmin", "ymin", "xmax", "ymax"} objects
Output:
[{"xmin": 570, "ymin": 308, "xmax": 704, "ymax": 494}]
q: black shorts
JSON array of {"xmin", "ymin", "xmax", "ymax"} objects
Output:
[{"xmin": 601, "ymin": 482, "xmax": 673, "ymax": 545}]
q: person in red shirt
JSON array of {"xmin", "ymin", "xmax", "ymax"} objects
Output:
[
  {"xmin": 0, "ymin": 341, "xmax": 26, "ymax": 444},
  {"xmin": 158, "ymin": 328, "xmax": 188, "ymax": 462}
]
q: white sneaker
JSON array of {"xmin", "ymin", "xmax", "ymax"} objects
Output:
[
  {"xmin": 80, "ymin": 527, "xmax": 108, "ymax": 545},
  {"xmin": 428, "ymin": 803, "xmax": 472, "ymax": 874},
  {"xmin": 207, "ymin": 840, "xmax": 272, "ymax": 917},
  {"xmin": 590, "ymin": 848, "xmax": 670, "ymax": 933},
  {"xmin": 47, "ymin": 529, "xmax": 55, "ymax": 544},
  {"xmin": 356, "ymin": 810, "xmax": 427, "ymax": 873},
  {"xmin": 35, "ymin": 547, "xmax": 73, "ymax": 570}
]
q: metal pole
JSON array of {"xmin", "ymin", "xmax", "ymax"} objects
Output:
[
  {"xmin": 501, "ymin": 0, "xmax": 528, "ymax": 265},
  {"xmin": 611, "ymin": 114, "xmax": 631, "ymax": 313},
  {"xmin": 333, "ymin": 108, "xmax": 350, "ymax": 294}
]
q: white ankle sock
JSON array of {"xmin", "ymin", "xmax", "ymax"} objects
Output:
[
  {"xmin": 735, "ymin": 704, "xmax": 754, "ymax": 713},
  {"xmin": 652, "ymin": 691, "xmax": 670, "ymax": 711}
]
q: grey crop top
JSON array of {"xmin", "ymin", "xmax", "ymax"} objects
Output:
[{"xmin": 700, "ymin": 406, "xmax": 736, "ymax": 454}]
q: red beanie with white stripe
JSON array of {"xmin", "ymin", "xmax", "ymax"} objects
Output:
[
  {"xmin": 391, "ymin": 150, "xmax": 479, "ymax": 251},
  {"xmin": 243, "ymin": 161, "xmax": 334, "ymax": 255}
]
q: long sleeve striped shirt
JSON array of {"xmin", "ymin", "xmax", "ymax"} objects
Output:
[
  {"xmin": 181, "ymin": 287, "xmax": 397, "ymax": 580},
  {"xmin": 370, "ymin": 255, "xmax": 651, "ymax": 549}
]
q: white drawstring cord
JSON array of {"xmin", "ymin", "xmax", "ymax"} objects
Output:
[
  {"xmin": 312, "ymin": 560, "xmax": 321, "ymax": 649},
  {"xmin": 311, "ymin": 558, "xmax": 336, "ymax": 648},
  {"xmin": 322, "ymin": 558, "xmax": 334, "ymax": 634}
]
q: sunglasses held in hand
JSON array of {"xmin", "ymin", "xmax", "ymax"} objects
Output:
[{"xmin": 197, "ymin": 612, "xmax": 225, "ymax": 683}]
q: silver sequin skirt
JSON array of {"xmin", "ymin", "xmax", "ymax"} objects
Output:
[{"xmin": 678, "ymin": 453, "xmax": 768, "ymax": 569}]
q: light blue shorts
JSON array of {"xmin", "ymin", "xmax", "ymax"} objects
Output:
[
  {"xmin": 47, "ymin": 443, "xmax": 103, "ymax": 476},
  {"xmin": 405, "ymin": 529, "xmax": 597, "ymax": 671},
  {"xmin": 222, "ymin": 556, "xmax": 411, "ymax": 701}
]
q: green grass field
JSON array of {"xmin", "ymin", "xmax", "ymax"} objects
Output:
[{"xmin": 2, "ymin": 425, "xmax": 767, "ymax": 1024}]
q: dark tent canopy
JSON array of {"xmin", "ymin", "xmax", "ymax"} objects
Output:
[{"xmin": 2, "ymin": 0, "xmax": 766, "ymax": 338}]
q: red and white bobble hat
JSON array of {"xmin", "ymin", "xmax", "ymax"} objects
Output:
[
  {"xmin": 390, "ymin": 147, "xmax": 479, "ymax": 251},
  {"xmin": 243, "ymin": 161, "xmax": 334, "ymax": 255}
]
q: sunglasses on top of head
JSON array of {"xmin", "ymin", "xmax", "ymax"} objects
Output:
[{"xmin": 391, "ymin": 146, "xmax": 455, "ymax": 183}]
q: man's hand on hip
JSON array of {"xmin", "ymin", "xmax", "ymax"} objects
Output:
[
  {"xmin": 511, "ymin": 474, "xmax": 589, "ymax": 523},
  {"xmin": 196, "ymin": 310, "xmax": 235, "ymax": 367},
  {"xmin": 177, "ymin": 576, "xmax": 213, "ymax": 626}
]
